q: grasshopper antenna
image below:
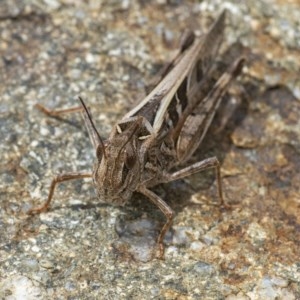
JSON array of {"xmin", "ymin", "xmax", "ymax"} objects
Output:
[{"xmin": 78, "ymin": 96, "xmax": 106, "ymax": 159}]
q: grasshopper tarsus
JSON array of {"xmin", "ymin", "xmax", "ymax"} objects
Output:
[{"xmin": 27, "ymin": 204, "xmax": 50, "ymax": 215}]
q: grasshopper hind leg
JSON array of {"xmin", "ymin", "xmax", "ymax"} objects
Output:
[{"xmin": 165, "ymin": 156, "xmax": 227, "ymax": 207}]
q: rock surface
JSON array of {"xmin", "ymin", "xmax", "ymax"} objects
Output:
[{"xmin": 1, "ymin": 0, "xmax": 300, "ymax": 299}]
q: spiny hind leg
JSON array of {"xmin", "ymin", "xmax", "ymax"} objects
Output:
[{"xmin": 164, "ymin": 156, "xmax": 228, "ymax": 207}]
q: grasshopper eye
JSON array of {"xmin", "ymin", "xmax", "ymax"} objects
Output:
[
  {"xmin": 125, "ymin": 153, "xmax": 136, "ymax": 169},
  {"xmin": 96, "ymin": 144, "xmax": 103, "ymax": 161},
  {"xmin": 124, "ymin": 143, "xmax": 136, "ymax": 169},
  {"xmin": 121, "ymin": 152, "xmax": 136, "ymax": 185}
]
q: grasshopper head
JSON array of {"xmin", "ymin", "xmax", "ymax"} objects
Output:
[
  {"xmin": 92, "ymin": 123, "xmax": 142, "ymax": 206},
  {"xmin": 78, "ymin": 97, "xmax": 143, "ymax": 206},
  {"xmin": 79, "ymin": 97, "xmax": 150, "ymax": 205}
]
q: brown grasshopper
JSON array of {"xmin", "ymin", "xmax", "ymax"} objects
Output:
[{"xmin": 28, "ymin": 10, "xmax": 245, "ymax": 257}]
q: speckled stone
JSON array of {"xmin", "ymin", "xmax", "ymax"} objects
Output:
[{"xmin": 1, "ymin": 0, "xmax": 300, "ymax": 299}]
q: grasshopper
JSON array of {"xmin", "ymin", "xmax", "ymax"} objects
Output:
[{"xmin": 29, "ymin": 10, "xmax": 245, "ymax": 257}]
